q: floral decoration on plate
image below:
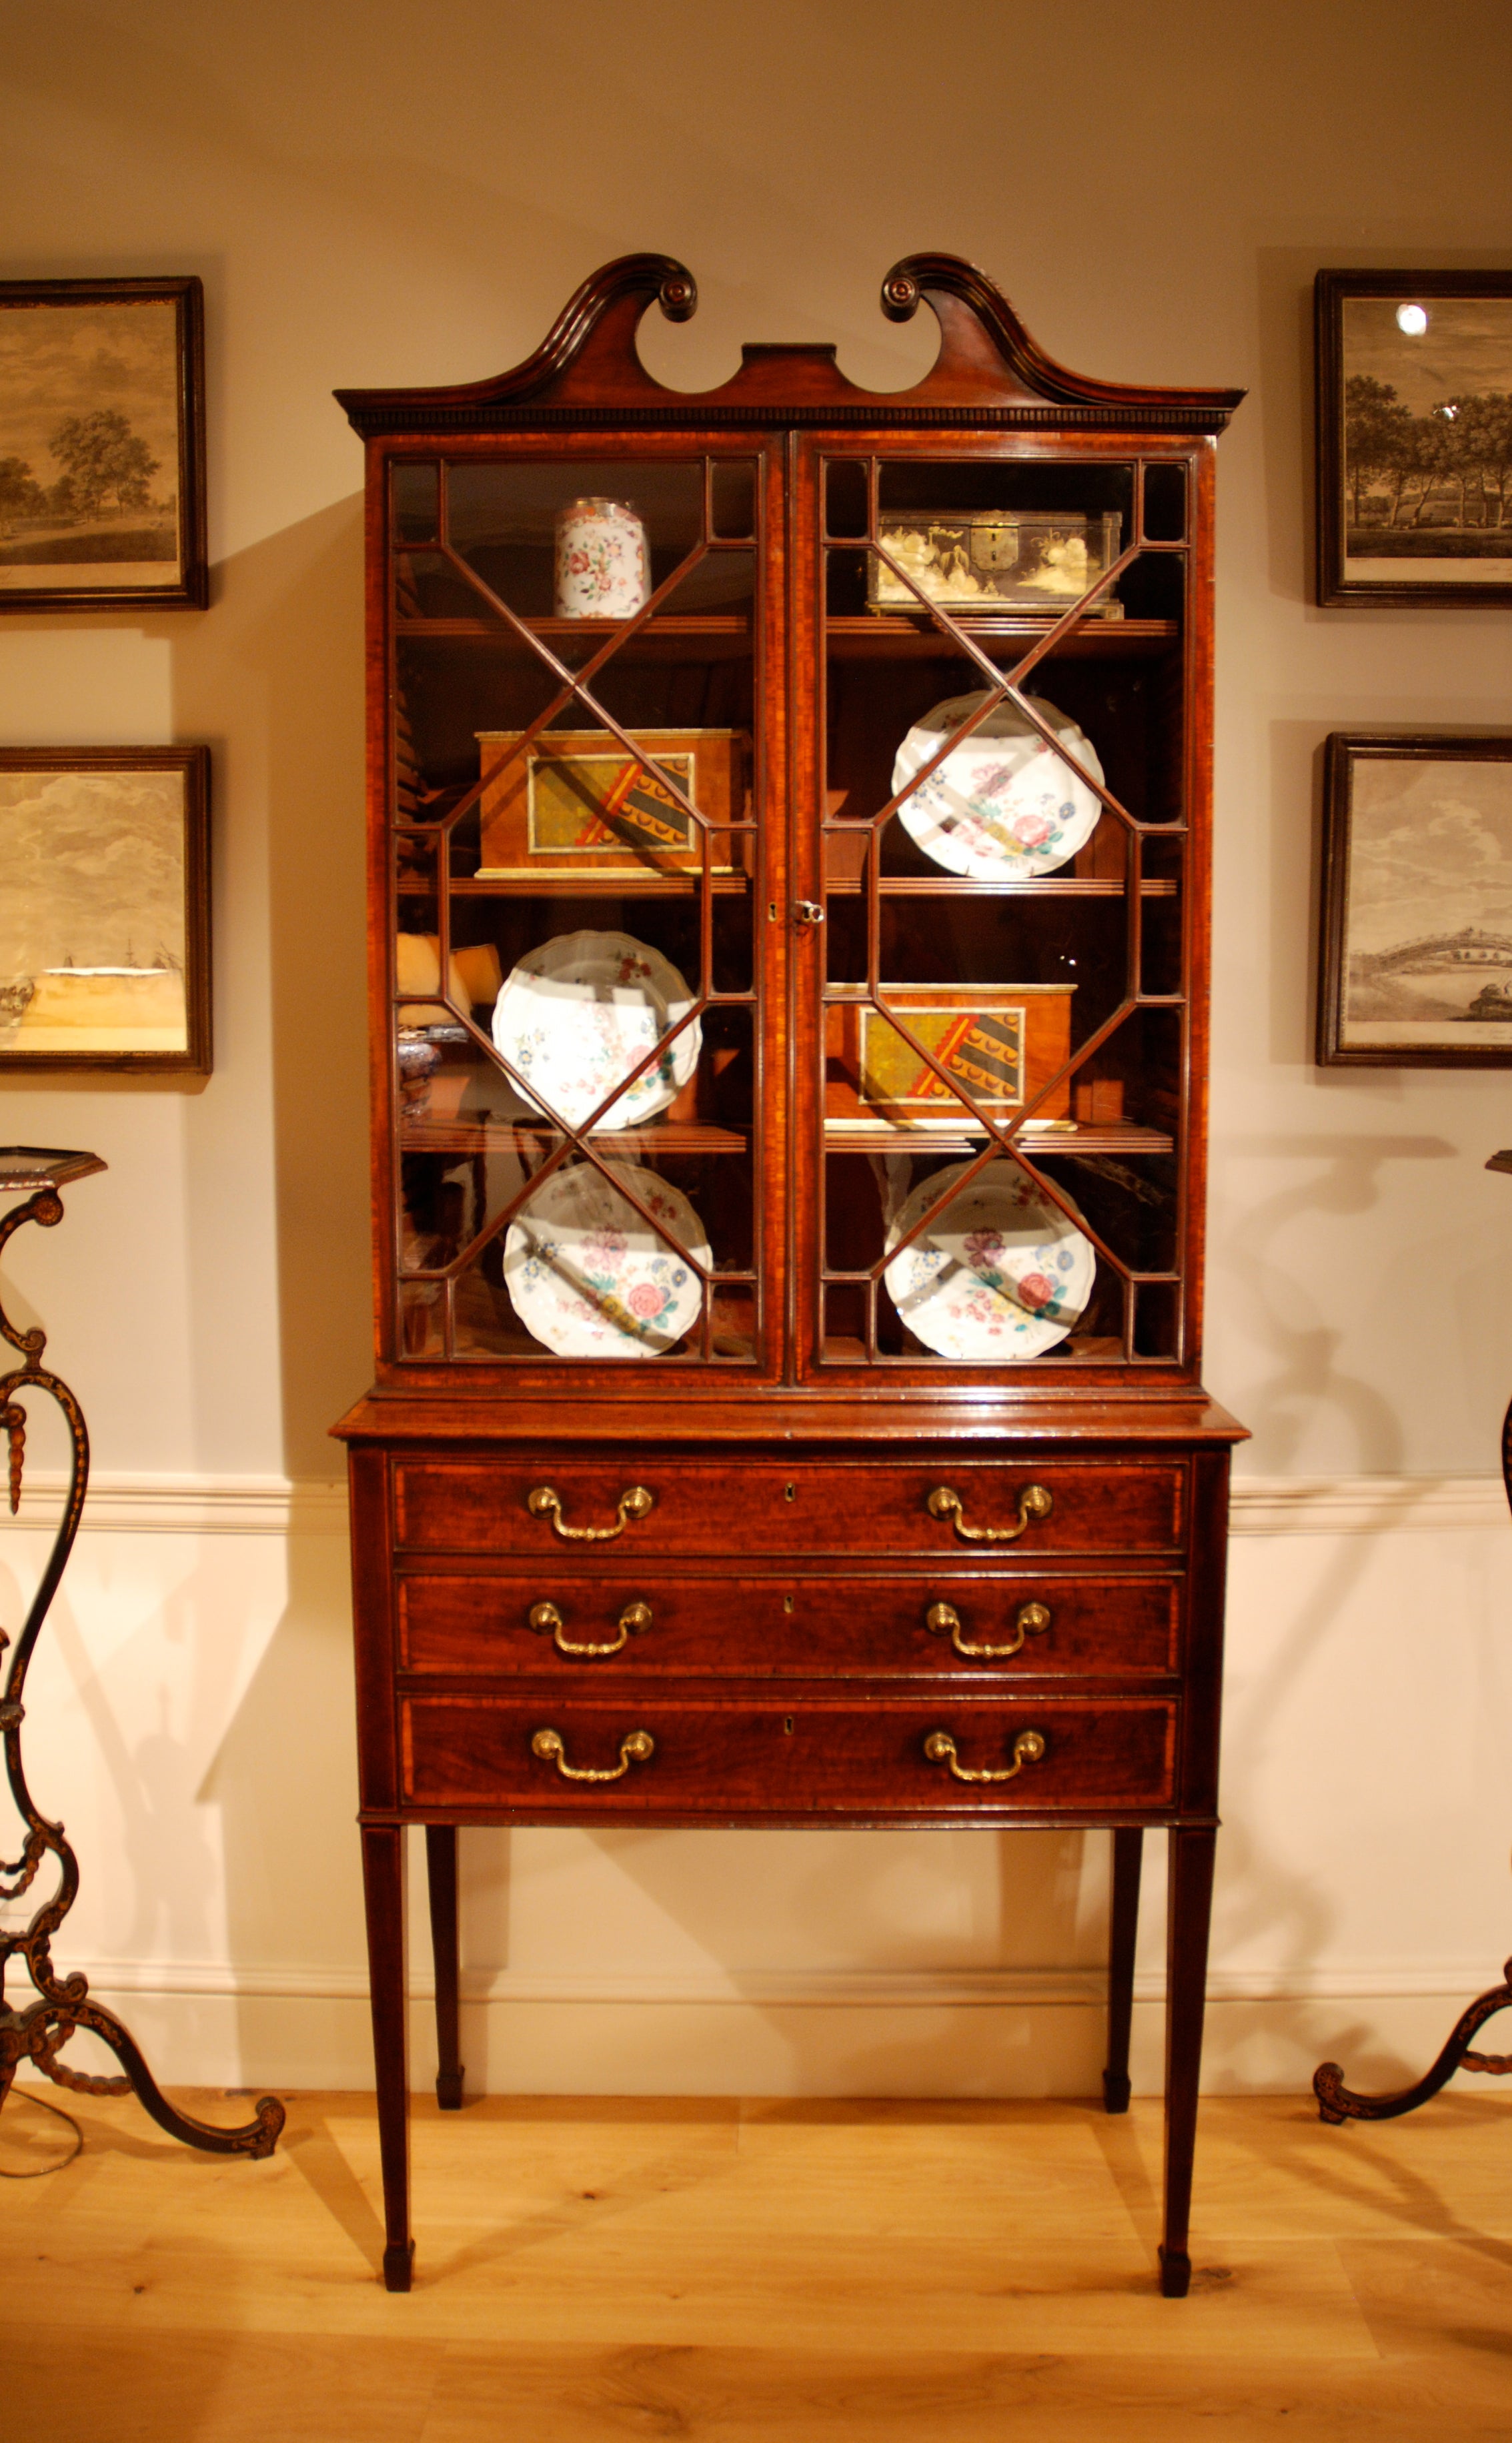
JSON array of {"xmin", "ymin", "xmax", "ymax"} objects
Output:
[
  {"xmin": 883, "ymin": 1158, "xmax": 1094, "ymax": 1361},
  {"xmin": 492, "ymin": 930, "xmax": 700, "ymax": 1131},
  {"xmin": 504, "ymin": 1161, "xmax": 710, "ymax": 1359},
  {"xmin": 891, "ymin": 690, "xmax": 1106, "ymax": 880}
]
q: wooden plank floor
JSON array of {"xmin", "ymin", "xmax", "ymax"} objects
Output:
[{"xmin": 3, "ymin": 2084, "xmax": 1511, "ymax": 2440}]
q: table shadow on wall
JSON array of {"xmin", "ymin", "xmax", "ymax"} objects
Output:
[{"xmin": 165, "ymin": 499, "xmax": 372, "ymax": 1481}]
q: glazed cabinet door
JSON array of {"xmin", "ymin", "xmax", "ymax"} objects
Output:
[
  {"xmin": 793, "ymin": 434, "xmax": 1213, "ymax": 1387},
  {"xmin": 378, "ymin": 436, "xmax": 787, "ymax": 1379}
]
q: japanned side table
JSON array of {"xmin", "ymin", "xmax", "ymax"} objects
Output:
[{"xmin": 0, "ymin": 1145, "xmax": 283, "ymax": 2160}]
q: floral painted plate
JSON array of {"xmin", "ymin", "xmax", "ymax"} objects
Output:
[
  {"xmin": 504, "ymin": 1160, "xmax": 710, "ymax": 1359},
  {"xmin": 492, "ymin": 930, "xmax": 700, "ymax": 1131},
  {"xmin": 883, "ymin": 1158, "xmax": 1094, "ymax": 1361},
  {"xmin": 891, "ymin": 690, "xmax": 1105, "ymax": 881}
]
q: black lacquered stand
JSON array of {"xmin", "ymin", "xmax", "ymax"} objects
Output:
[
  {"xmin": 0, "ymin": 1148, "xmax": 283, "ymax": 2159},
  {"xmin": 1312, "ymin": 1148, "xmax": 1512, "ymax": 2125}
]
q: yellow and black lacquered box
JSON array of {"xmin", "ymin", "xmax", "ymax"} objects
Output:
[
  {"xmin": 824, "ymin": 985, "xmax": 1075, "ymax": 1130},
  {"xmin": 476, "ymin": 728, "xmax": 748, "ymax": 877}
]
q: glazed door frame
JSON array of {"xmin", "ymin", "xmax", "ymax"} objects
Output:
[
  {"xmin": 367, "ymin": 424, "xmax": 792, "ymax": 1391},
  {"xmin": 788, "ymin": 428, "xmax": 1218, "ymax": 1394}
]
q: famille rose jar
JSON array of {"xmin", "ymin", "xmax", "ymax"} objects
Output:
[{"xmin": 554, "ymin": 496, "xmax": 651, "ymax": 618}]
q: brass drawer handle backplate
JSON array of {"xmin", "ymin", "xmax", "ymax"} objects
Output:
[
  {"xmin": 924, "ymin": 1727, "xmax": 1046, "ymax": 1785},
  {"xmin": 530, "ymin": 1727, "xmax": 655, "ymax": 1783},
  {"xmin": 529, "ymin": 1599, "xmax": 652, "ymax": 1657},
  {"xmin": 926, "ymin": 1483, "xmax": 1052, "ymax": 1544},
  {"xmin": 927, "ymin": 1599, "xmax": 1050, "ymax": 1659},
  {"xmin": 528, "ymin": 1484, "xmax": 654, "ymax": 1542}
]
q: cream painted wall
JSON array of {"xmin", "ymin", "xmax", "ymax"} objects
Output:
[{"xmin": 3, "ymin": 0, "xmax": 1511, "ymax": 2098}]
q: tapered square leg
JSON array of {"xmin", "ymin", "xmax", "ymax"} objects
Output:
[
  {"xmin": 1159, "ymin": 1823, "xmax": 1217, "ymax": 2298},
  {"xmin": 361, "ymin": 1821, "xmax": 414, "ymax": 2291},
  {"xmin": 425, "ymin": 1823, "xmax": 464, "ymax": 2110},
  {"xmin": 1102, "ymin": 1825, "xmax": 1143, "ymax": 2114}
]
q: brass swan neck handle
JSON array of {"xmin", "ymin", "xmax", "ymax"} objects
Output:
[
  {"xmin": 923, "ymin": 1727, "xmax": 1046, "ymax": 1785},
  {"xmin": 926, "ymin": 1483, "xmax": 1052, "ymax": 1544},
  {"xmin": 528, "ymin": 1484, "xmax": 654, "ymax": 1541}
]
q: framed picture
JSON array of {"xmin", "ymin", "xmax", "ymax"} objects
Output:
[
  {"xmin": 0, "ymin": 277, "xmax": 205, "ymax": 612},
  {"xmin": 1316, "ymin": 270, "xmax": 1512, "ymax": 608},
  {"xmin": 0, "ymin": 746, "xmax": 211, "ymax": 1074},
  {"xmin": 1317, "ymin": 733, "xmax": 1512, "ymax": 1066}
]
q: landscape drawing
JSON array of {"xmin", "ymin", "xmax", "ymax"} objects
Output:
[
  {"xmin": 0, "ymin": 296, "xmax": 181, "ymax": 591},
  {"xmin": 0, "ymin": 764, "xmax": 188, "ymax": 1055},
  {"xmin": 1341, "ymin": 756, "xmax": 1512, "ymax": 1048},
  {"xmin": 1342, "ymin": 295, "xmax": 1512, "ymax": 580}
]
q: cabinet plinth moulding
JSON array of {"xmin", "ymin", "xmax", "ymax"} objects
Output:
[{"xmin": 333, "ymin": 255, "xmax": 1247, "ymax": 2294}]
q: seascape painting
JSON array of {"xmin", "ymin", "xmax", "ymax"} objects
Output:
[
  {"xmin": 1341, "ymin": 291, "xmax": 1512, "ymax": 584},
  {"xmin": 0, "ymin": 281, "xmax": 203, "ymax": 608},
  {"xmin": 1333, "ymin": 747, "xmax": 1512, "ymax": 1056},
  {"xmin": 0, "ymin": 750, "xmax": 209, "ymax": 1071}
]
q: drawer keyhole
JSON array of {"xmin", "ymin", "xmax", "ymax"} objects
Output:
[
  {"xmin": 784, "ymin": 1483, "xmax": 796, "ymax": 1503},
  {"xmin": 783, "ymin": 1593, "xmax": 794, "ymax": 1614},
  {"xmin": 783, "ymin": 1716, "xmax": 794, "ymax": 1735}
]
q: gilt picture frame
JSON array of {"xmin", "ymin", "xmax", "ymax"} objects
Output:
[
  {"xmin": 0, "ymin": 277, "xmax": 206, "ymax": 612},
  {"xmin": 1316, "ymin": 269, "xmax": 1512, "ymax": 608},
  {"xmin": 1317, "ymin": 732, "xmax": 1512, "ymax": 1066},
  {"xmin": 0, "ymin": 746, "xmax": 211, "ymax": 1074}
]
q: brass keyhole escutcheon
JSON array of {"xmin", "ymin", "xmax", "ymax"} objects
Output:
[
  {"xmin": 783, "ymin": 1717, "xmax": 794, "ymax": 1735},
  {"xmin": 783, "ymin": 1593, "xmax": 794, "ymax": 1615},
  {"xmin": 784, "ymin": 1483, "xmax": 796, "ymax": 1503}
]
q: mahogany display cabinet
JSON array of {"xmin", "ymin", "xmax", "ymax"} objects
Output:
[{"xmin": 332, "ymin": 253, "xmax": 1247, "ymax": 2294}]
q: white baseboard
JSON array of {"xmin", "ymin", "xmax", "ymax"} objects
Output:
[
  {"xmin": 62, "ymin": 1955, "xmax": 1512, "ymax": 2009},
  {"xmin": 29, "ymin": 1967, "xmax": 1508, "ymax": 2100}
]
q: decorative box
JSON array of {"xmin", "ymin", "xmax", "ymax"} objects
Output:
[
  {"xmin": 824, "ymin": 984, "xmax": 1075, "ymax": 1130},
  {"xmin": 476, "ymin": 728, "xmax": 749, "ymax": 877},
  {"xmin": 867, "ymin": 510, "xmax": 1123, "ymax": 617}
]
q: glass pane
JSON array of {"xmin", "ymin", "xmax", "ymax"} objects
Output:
[
  {"xmin": 392, "ymin": 460, "xmax": 438, "ymax": 545},
  {"xmin": 446, "ymin": 459, "xmax": 705, "ymax": 617},
  {"xmin": 711, "ymin": 460, "xmax": 758, "ymax": 540},
  {"xmin": 1142, "ymin": 462, "xmax": 1189, "ymax": 543}
]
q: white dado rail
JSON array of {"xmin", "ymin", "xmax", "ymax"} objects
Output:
[{"xmin": 13, "ymin": 1471, "xmax": 1511, "ymax": 1537}]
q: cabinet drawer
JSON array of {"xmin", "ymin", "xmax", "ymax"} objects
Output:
[
  {"xmin": 398, "ymin": 1569, "xmax": 1179, "ymax": 1679},
  {"xmin": 392, "ymin": 1458, "xmax": 1187, "ymax": 1559},
  {"xmin": 398, "ymin": 1700, "xmax": 1172, "ymax": 1817},
  {"xmin": 401, "ymin": 1693, "xmax": 1177, "ymax": 1815}
]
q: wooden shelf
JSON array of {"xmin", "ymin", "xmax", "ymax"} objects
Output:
[
  {"xmin": 396, "ymin": 614, "xmax": 752, "ymax": 660},
  {"xmin": 822, "ymin": 1124, "xmax": 1173, "ymax": 1156},
  {"xmin": 819, "ymin": 1333, "xmax": 1126, "ymax": 1363},
  {"xmin": 446, "ymin": 872, "xmax": 751, "ymax": 898},
  {"xmin": 402, "ymin": 1119, "xmax": 748, "ymax": 1158},
  {"xmin": 824, "ymin": 616, "xmax": 1179, "ymax": 660},
  {"xmin": 821, "ymin": 876, "xmax": 1178, "ymax": 898}
]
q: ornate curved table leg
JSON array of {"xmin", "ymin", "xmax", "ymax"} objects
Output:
[
  {"xmin": 1314, "ymin": 1959, "xmax": 1512, "ymax": 2123},
  {"xmin": 1314, "ymin": 1313, "xmax": 1512, "ymax": 2128},
  {"xmin": 0, "ymin": 1152, "xmax": 284, "ymax": 2163}
]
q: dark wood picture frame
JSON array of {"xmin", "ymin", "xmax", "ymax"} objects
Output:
[
  {"xmin": 1318, "ymin": 731, "xmax": 1512, "ymax": 1066},
  {"xmin": 0, "ymin": 744, "xmax": 211, "ymax": 1074},
  {"xmin": 0, "ymin": 276, "xmax": 206, "ymax": 612},
  {"xmin": 1315, "ymin": 269, "xmax": 1512, "ymax": 608}
]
